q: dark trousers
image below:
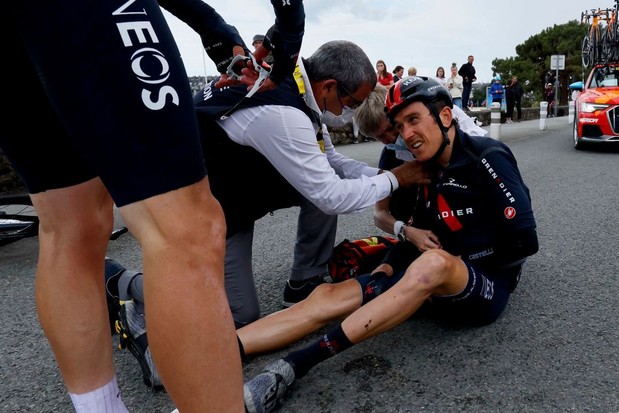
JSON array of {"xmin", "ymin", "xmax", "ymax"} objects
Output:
[
  {"xmin": 506, "ymin": 99, "xmax": 515, "ymax": 119},
  {"xmin": 462, "ymin": 83, "xmax": 472, "ymax": 108},
  {"xmin": 514, "ymin": 100, "xmax": 522, "ymax": 120}
]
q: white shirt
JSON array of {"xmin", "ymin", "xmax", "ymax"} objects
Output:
[{"xmin": 216, "ymin": 59, "xmax": 392, "ymax": 215}]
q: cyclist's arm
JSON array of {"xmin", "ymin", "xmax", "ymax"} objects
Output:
[
  {"xmin": 262, "ymin": 0, "xmax": 305, "ymax": 85},
  {"xmin": 479, "ymin": 148, "xmax": 538, "ymax": 264},
  {"xmin": 157, "ymin": 0, "xmax": 249, "ymax": 73}
]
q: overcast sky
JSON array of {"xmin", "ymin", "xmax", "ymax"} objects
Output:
[{"xmin": 163, "ymin": 0, "xmax": 603, "ymax": 84}]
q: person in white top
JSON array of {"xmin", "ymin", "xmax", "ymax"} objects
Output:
[
  {"xmin": 447, "ymin": 63, "xmax": 464, "ymax": 108},
  {"xmin": 435, "ymin": 66, "xmax": 447, "ymax": 86},
  {"xmin": 105, "ymin": 42, "xmax": 430, "ymax": 390}
]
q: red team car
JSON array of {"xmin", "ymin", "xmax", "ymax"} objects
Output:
[{"xmin": 572, "ymin": 63, "xmax": 619, "ymax": 149}]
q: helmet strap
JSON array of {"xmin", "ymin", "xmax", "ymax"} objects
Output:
[{"xmin": 426, "ymin": 103, "xmax": 451, "ymax": 163}]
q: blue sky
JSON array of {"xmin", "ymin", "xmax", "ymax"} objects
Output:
[{"xmin": 164, "ymin": 0, "xmax": 603, "ymax": 83}]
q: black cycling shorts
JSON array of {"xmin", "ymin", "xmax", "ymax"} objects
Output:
[
  {"xmin": 2, "ymin": 0, "xmax": 206, "ymax": 207},
  {"xmin": 356, "ymin": 261, "xmax": 523, "ymax": 326}
]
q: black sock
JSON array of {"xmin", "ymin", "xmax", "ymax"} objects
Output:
[{"xmin": 284, "ymin": 324, "xmax": 353, "ymax": 378}]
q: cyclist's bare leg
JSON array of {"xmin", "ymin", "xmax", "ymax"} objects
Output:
[
  {"xmin": 238, "ymin": 279, "xmax": 363, "ymax": 356},
  {"xmin": 119, "ymin": 176, "xmax": 243, "ymax": 413},
  {"xmin": 341, "ymin": 249, "xmax": 469, "ymax": 343},
  {"xmin": 31, "ymin": 177, "xmax": 116, "ymax": 393}
]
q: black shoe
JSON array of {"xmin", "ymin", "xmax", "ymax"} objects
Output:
[
  {"xmin": 282, "ymin": 274, "xmax": 328, "ymax": 308},
  {"xmin": 116, "ymin": 301, "xmax": 163, "ymax": 389},
  {"xmin": 104, "ymin": 258, "xmax": 125, "ymax": 334}
]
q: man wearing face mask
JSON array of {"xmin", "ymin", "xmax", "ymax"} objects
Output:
[
  {"xmin": 188, "ymin": 40, "xmax": 427, "ymax": 324},
  {"xmin": 106, "ymin": 41, "xmax": 428, "ymax": 388}
]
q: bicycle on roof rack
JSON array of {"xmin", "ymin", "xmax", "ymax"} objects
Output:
[
  {"xmin": 581, "ymin": 8, "xmax": 609, "ymax": 68},
  {"xmin": 602, "ymin": 2, "xmax": 619, "ymax": 61},
  {"xmin": 0, "ymin": 192, "xmax": 128, "ymax": 247}
]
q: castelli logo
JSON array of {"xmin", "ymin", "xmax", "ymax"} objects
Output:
[{"xmin": 504, "ymin": 207, "xmax": 516, "ymax": 219}]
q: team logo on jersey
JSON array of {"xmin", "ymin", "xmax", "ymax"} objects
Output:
[{"xmin": 504, "ymin": 206, "xmax": 516, "ymax": 219}]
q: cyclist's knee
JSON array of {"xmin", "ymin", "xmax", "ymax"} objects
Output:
[{"xmin": 403, "ymin": 249, "xmax": 456, "ymax": 290}]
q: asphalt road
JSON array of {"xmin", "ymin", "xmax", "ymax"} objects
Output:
[{"xmin": 1, "ymin": 117, "xmax": 618, "ymax": 413}]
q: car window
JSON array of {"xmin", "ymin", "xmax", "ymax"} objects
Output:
[
  {"xmin": 592, "ymin": 67, "xmax": 619, "ymax": 87},
  {"xmin": 601, "ymin": 78, "xmax": 618, "ymax": 87}
]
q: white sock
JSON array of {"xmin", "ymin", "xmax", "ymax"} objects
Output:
[{"xmin": 69, "ymin": 376, "xmax": 129, "ymax": 413}]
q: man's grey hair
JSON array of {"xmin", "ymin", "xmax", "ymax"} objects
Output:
[
  {"xmin": 354, "ymin": 84, "xmax": 388, "ymax": 137},
  {"xmin": 303, "ymin": 40, "xmax": 376, "ymax": 96}
]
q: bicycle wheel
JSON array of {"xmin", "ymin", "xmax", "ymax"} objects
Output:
[
  {"xmin": 603, "ymin": 26, "xmax": 615, "ymax": 60},
  {"xmin": 0, "ymin": 193, "xmax": 38, "ymax": 247},
  {"xmin": 582, "ymin": 34, "xmax": 592, "ymax": 67}
]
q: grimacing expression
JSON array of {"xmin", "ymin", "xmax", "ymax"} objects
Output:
[{"xmin": 393, "ymin": 101, "xmax": 448, "ymax": 162}]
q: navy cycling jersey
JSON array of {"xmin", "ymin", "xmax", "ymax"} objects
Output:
[{"xmin": 410, "ymin": 129, "xmax": 537, "ymax": 268}]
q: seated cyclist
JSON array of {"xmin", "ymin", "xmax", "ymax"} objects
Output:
[{"xmin": 240, "ymin": 76, "xmax": 539, "ymax": 413}]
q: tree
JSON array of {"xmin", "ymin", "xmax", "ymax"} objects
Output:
[{"xmin": 491, "ymin": 20, "xmax": 588, "ymax": 105}]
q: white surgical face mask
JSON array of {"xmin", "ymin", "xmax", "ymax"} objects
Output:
[
  {"xmin": 321, "ymin": 106, "xmax": 356, "ymax": 127},
  {"xmin": 385, "ymin": 135, "xmax": 408, "ymax": 151}
]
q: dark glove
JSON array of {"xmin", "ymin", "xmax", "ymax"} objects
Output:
[{"xmin": 202, "ymin": 25, "xmax": 250, "ymax": 74}]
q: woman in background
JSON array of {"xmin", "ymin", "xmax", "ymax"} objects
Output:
[{"xmin": 377, "ymin": 60, "xmax": 394, "ymax": 87}]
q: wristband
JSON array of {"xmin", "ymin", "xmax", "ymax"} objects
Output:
[{"xmin": 384, "ymin": 170, "xmax": 399, "ymax": 194}]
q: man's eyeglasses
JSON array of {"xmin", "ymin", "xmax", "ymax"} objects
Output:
[{"xmin": 337, "ymin": 82, "xmax": 363, "ymax": 109}]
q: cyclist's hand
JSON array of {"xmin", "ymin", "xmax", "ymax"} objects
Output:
[
  {"xmin": 406, "ymin": 227, "xmax": 441, "ymax": 252},
  {"xmin": 202, "ymin": 24, "xmax": 250, "ymax": 74},
  {"xmin": 214, "ymin": 46, "xmax": 252, "ymax": 88}
]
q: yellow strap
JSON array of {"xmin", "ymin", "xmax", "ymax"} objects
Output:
[
  {"xmin": 294, "ymin": 64, "xmax": 325, "ymax": 153},
  {"xmin": 293, "ymin": 64, "xmax": 305, "ymax": 95}
]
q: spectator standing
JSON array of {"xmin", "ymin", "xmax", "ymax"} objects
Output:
[
  {"xmin": 489, "ymin": 75, "xmax": 504, "ymax": 105},
  {"xmin": 393, "ymin": 65, "xmax": 405, "ymax": 82},
  {"xmin": 408, "ymin": 66, "xmax": 418, "ymax": 76},
  {"xmin": 511, "ymin": 75, "xmax": 524, "ymax": 121},
  {"xmin": 435, "ymin": 66, "xmax": 447, "ymax": 86},
  {"xmin": 251, "ymin": 33, "xmax": 273, "ymax": 64},
  {"xmin": 544, "ymin": 71, "xmax": 556, "ymax": 88},
  {"xmin": 376, "ymin": 60, "xmax": 394, "ymax": 87},
  {"xmin": 458, "ymin": 55, "xmax": 477, "ymax": 111},
  {"xmin": 505, "ymin": 78, "xmax": 515, "ymax": 123},
  {"xmin": 447, "ymin": 63, "xmax": 464, "ymax": 108},
  {"xmin": 544, "ymin": 83, "xmax": 555, "ymax": 117}
]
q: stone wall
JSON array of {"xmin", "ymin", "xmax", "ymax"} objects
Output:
[{"xmin": 468, "ymin": 105, "xmax": 568, "ymax": 126}]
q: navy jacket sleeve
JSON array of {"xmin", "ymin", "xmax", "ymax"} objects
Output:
[
  {"xmin": 263, "ymin": 0, "xmax": 305, "ymax": 84},
  {"xmin": 157, "ymin": 0, "xmax": 248, "ymax": 73}
]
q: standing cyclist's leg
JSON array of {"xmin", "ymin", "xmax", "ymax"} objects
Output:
[
  {"xmin": 4, "ymin": 5, "xmax": 125, "ymax": 410},
  {"xmin": 31, "ymin": 180, "xmax": 116, "ymax": 393},
  {"xmin": 10, "ymin": 0, "xmax": 243, "ymax": 411}
]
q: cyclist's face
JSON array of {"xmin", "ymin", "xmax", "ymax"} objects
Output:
[{"xmin": 394, "ymin": 102, "xmax": 450, "ymax": 162}]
